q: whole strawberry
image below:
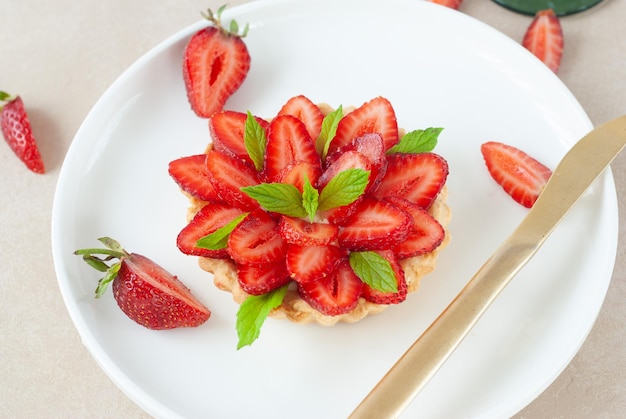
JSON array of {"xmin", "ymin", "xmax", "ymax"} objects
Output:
[
  {"xmin": 75, "ymin": 237, "xmax": 211, "ymax": 330},
  {"xmin": 183, "ymin": 5, "xmax": 251, "ymax": 118},
  {"xmin": 0, "ymin": 91, "xmax": 45, "ymax": 173}
]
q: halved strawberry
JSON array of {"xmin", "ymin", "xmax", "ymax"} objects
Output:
[
  {"xmin": 286, "ymin": 244, "xmax": 346, "ymax": 284},
  {"xmin": 206, "ymin": 149, "xmax": 260, "ymax": 211},
  {"xmin": 236, "ymin": 261, "xmax": 291, "ymax": 295},
  {"xmin": 228, "ymin": 209, "xmax": 287, "ymax": 265},
  {"xmin": 277, "ymin": 95, "xmax": 324, "ymax": 141},
  {"xmin": 298, "ymin": 259, "xmax": 363, "ymax": 316},
  {"xmin": 278, "ymin": 216, "xmax": 338, "ymax": 246},
  {"xmin": 428, "ymin": 0, "xmax": 462, "ymax": 9},
  {"xmin": 361, "ymin": 250, "xmax": 408, "ymax": 305},
  {"xmin": 168, "ymin": 154, "xmax": 221, "ymax": 202},
  {"xmin": 177, "ymin": 203, "xmax": 246, "ymax": 258},
  {"xmin": 481, "ymin": 141, "xmax": 552, "ymax": 208},
  {"xmin": 209, "ymin": 111, "xmax": 270, "ymax": 164},
  {"xmin": 522, "ymin": 9, "xmax": 564, "ymax": 73},
  {"xmin": 374, "ymin": 153, "xmax": 448, "ymax": 209},
  {"xmin": 328, "ymin": 96, "xmax": 398, "ymax": 155},
  {"xmin": 385, "ymin": 197, "xmax": 445, "ymax": 258},
  {"xmin": 183, "ymin": 7, "xmax": 251, "ymax": 118},
  {"xmin": 276, "ymin": 160, "xmax": 322, "ymax": 191},
  {"xmin": 337, "ymin": 198, "xmax": 411, "ymax": 251},
  {"xmin": 263, "ymin": 114, "xmax": 321, "ymax": 182},
  {"xmin": 317, "ymin": 150, "xmax": 371, "ymax": 190},
  {"xmin": 1, "ymin": 93, "xmax": 45, "ymax": 174}
]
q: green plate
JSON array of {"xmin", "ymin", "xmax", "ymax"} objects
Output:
[{"xmin": 492, "ymin": 0, "xmax": 604, "ymax": 16}]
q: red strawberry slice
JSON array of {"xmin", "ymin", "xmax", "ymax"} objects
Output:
[
  {"xmin": 328, "ymin": 96, "xmax": 398, "ymax": 155},
  {"xmin": 206, "ymin": 149, "xmax": 260, "ymax": 211},
  {"xmin": 228, "ymin": 209, "xmax": 287, "ymax": 265},
  {"xmin": 209, "ymin": 110, "xmax": 270, "ymax": 164},
  {"xmin": 1, "ymin": 93, "xmax": 45, "ymax": 173},
  {"xmin": 428, "ymin": 0, "xmax": 462, "ymax": 9},
  {"xmin": 385, "ymin": 197, "xmax": 445, "ymax": 258},
  {"xmin": 183, "ymin": 8, "xmax": 251, "ymax": 118},
  {"xmin": 481, "ymin": 141, "xmax": 552, "ymax": 208},
  {"xmin": 168, "ymin": 154, "xmax": 221, "ymax": 202},
  {"xmin": 277, "ymin": 160, "xmax": 322, "ymax": 192},
  {"xmin": 374, "ymin": 153, "xmax": 448, "ymax": 209},
  {"xmin": 177, "ymin": 203, "xmax": 246, "ymax": 258},
  {"xmin": 286, "ymin": 244, "xmax": 346, "ymax": 284},
  {"xmin": 277, "ymin": 95, "xmax": 324, "ymax": 141},
  {"xmin": 263, "ymin": 114, "xmax": 321, "ymax": 182},
  {"xmin": 298, "ymin": 259, "xmax": 363, "ymax": 316},
  {"xmin": 522, "ymin": 9, "xmax": 564, "ymax": 73},
  {"xmin": 278, "ymin": 216, "xmax": 339, "ymax": 246},
  {"xmin": 361, "ymin": 250, "xmax": 408, "ymax": 305},
  {"xmin": 236, "ymin": 261, "xmax": 291, "ymax": 295},
  {"xmin": 338, "ymin": 198, "xmax": 411, "ymax": 251}
]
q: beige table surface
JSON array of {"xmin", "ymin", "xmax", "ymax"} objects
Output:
[{"xmin": 2, "ymin": 0, "xmax": 625, "ymax": 417}]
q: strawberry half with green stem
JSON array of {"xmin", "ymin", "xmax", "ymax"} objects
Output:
[
  {"xmin": 74, "ymin": 237, "xmax": 210, "ymax": 329},
  {"xmin": 183, "ymin": 5, "xmax": 251, "ymax": 118},
  {"xmin": 481, "ymin": 141, "xmax": 552, "ymax": 208},
  {"xmin": 522, "ymin": 9, "xmax": 564, "ymax": 73},
  {"xmin": 1, "ymin": 91, "xmax": 45, "ymax": 174}
]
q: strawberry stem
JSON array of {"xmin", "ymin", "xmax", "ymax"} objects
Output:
[
  {"xmin": 74, "ymin": 237, "xmax": 130, "ymax": 298},
  {"xmin": 201, "ymin": 4, "xmax": 249, "ymax": 38}
]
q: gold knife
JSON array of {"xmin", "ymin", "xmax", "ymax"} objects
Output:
[{"xmin": 349, "ymin": 114, "xmax": 626, "ymax": 419}]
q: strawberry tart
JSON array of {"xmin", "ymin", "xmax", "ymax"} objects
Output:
[{"xmin": 169, "ymin": 95, "xmax": 450, "ymax": 345}]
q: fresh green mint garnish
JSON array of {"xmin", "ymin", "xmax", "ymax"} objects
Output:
[
  {"xmin": 244, "ymin": 111, "xmax": 267, "ymax": 171},
  {"xmin": 349, "ymin": 251, "xmax": 398, "ymax": 293},
  {"xmin": 387, "ymin": 127, "xmax": 443, "ymax": 155},
  {"xmin": 241, "ymin": 183, "xmax": 308, "ymax": 218},
  {"xmin": 236, "ymin": 284, "xmax": 289, "ymax": 349},
  {"xmin": 316, "ymin": 105, "xmax": 343, "ymax": 159},
  {"xmin": 301, "ymin": 177, "xmax": 319, "ymax": 222},
  {"xmin": 318, "ymin": 168, "xmax": 369, "ymax": 211},
  {"xmin": 196, "ymin": 213, "xmax": 249, "ymax": 250}
]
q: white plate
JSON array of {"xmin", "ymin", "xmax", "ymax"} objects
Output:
[{"xmin": 51, "ymin": 0, "xmax": 618, "ymax": 417}]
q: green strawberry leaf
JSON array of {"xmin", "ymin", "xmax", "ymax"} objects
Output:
[
  {"xmin": 244, "ymin": 111, "xmax": 267, "ymax": 171},
  {"xmin": 95, "ymin": 262, "xmax": 121, "ymax": 298},
  {"xmin": 236, "ymin": 284, "xmax": 289, "ymax": 349},
  {"xmin": 316, "ymin": 105, "xmax": 343, "ymax": 159},
  {"xmin": 196, "ymin": 212, "xmax": 249, "ymax": 250},
  {"xmin": 349, "ymin": 251, "xmax": 398, "ymax": 293},
  {"xmin": 241, "ymin": 183, "xmax": 307, "ymax": 218},
  {"xmin": 318, "ymin": 168, "xmax": 369, "ymax": 211},
  {"xmin": 387, "ymin": 127, "xmax": 443, "ymax": 155},
  {"xmin": 301, "ymin": 177, "xmax": 319, "ymax": 222}
]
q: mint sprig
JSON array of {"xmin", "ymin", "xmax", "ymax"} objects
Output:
[
  {"xmin": 241, "ymin": 183, "xmax": 308, "ymax": 218},
  {"xmin": 301, "ymin": 177, "xmax": 319, "ymax": 222},
  {"xmin": 349, "ymin": 251, "xmax": 398, "ymax": 293},
  {"xmin": 387, "ymin": 127, "xmax": 443, "ymax": 155},
  {"xmin": 316, "ymin": 105, "xmax": 343, "ymax": 160},
  {"xmin": 244, "ymin": 111, "xmax": 267, "ymax": 171},
  {"xmin": 236, "ymin": 284, "xmax": 289, "ymax": 349},
  {"xmin": 318, "ymin": 168, "xmax": 369, "ymax": 211},
  {"xmin": 196, "ymin": 213, "xmax": 249, "ymax": 250}
]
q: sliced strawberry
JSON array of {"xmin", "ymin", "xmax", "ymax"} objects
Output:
[
  {"xmin": 277, "ymin": 95, "xmax": 324, "ymax": 141},
  {"xmin": 374, "ymin": 153, "xmax": 448, "ymax": 209},
  {"xmin": 177, "ymin": 203, "xmax": 246, "ymax": 258},
  {"xmin": 298, "ymin": 259, "xmax": 363, "ymax": 316},
  {"xmin": 328, "ymin": 96, "xmax": 398, "ymax": 155},
  {"xmin": 236, "ymin": 261, "xmax": 291, "ymax": 295},
  {"xmin": 522, "ymin": 9, "xmax": 564, "ymax": 73},
  {"xmin": 278, "ymin": 216, "xmax": 338, "ymax": 246},
  {"xmin": 361, "ymin": 250, "xmax": 408, "ymax": 305},
  {"xmin": 1, "ymin": 93, "xmax": 45, "ymax": 173},
  {"xmin": 168, "ymin": 154, "xmax": 221, "ymax": 202},
  {"xmin": 337, "ymin": 198, "xmax": 411, "ymax": 251},
  {"xmin": 205, "ymin": 149, "xmax": 260, "ymax": 211},
  {"xmin": 228, "ymin": 209, "xmax": 287, "ymax": 265},
  {"xmin": 428, "ymin": 0, "xmax": 462, "ymax": 9},
  {"xmin": 385, "ymin": 197, "xmax": 445, "ymax": 258},
  {"xmin": 317, "ymin": 150, "xmax": 371, "ymax": 190},
  {"xmin": 183, "ymin": 8, "xmax": 250, "ymax": 118},
  {"xmin": 277, "ymin": 160, "xmax": 322, "ymax": 192},
  {"xmin": 481, "ymin": 141, "xmax": 552, "ymax": 208},
  {"xmin": 263, "ymin": 114, "xmax": 321, "ymax": 182},
  {"xmin": 209, "ymin": 110, "xmax": 270, "ymax": 164},
  {"xmin": 286, "ymin": 244, "xmax": 346, "ymax": 284}
]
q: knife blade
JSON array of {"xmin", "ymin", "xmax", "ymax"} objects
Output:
[{"xmin": 349, "ymin": 114, "xmax": 626, "ymax": 419}]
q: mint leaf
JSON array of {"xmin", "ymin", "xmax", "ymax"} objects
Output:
[
  {"xmin": 236, "ymin": 284, "xmax": 289, "ymax": 349},
  {"xmin": 387, "ymin": 127, "xmax": 443, "ymax": 155},
  {"xmin": 318, "ymin": 168, "xmax": 369, "ymax": 211},
  {"xmin": 196, "ymin": 212, "xmax": 249, "ymax": 250},
  {"xmin": 316, "ymin": 105, "xmax": 343, "ymax": 159},
  {"xmin": 349, "ymin": 251, "xmax": 398, "ymax": 293},
  {"xmin": 244, "ymin": 111, "xmax": 267, "ymax": 171},
  {"xmin": 301, "ymin": 177, "xmax": 319, "ymax": 222},
  {"xmin": 241, "ymin": 183, "xmax": 307, "ymax": 218}
]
